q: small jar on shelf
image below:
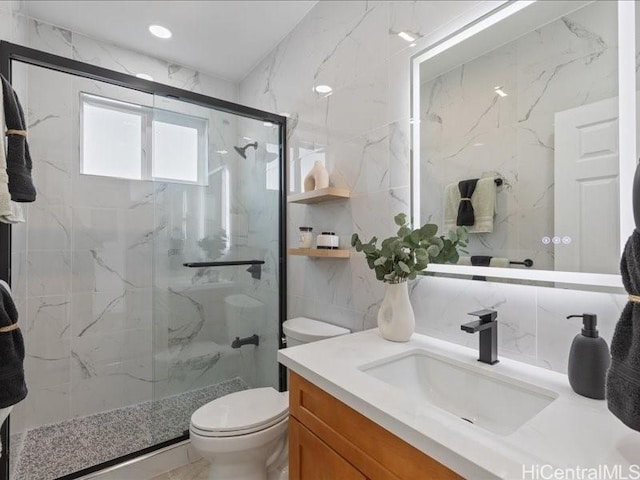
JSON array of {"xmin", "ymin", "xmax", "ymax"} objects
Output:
[{"xmin": 298, "ymin": 227, "xmax": 313, "ymax": 248}]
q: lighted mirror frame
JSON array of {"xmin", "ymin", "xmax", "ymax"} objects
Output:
[{"xmin": 410, "ymin": 0, "xmax": 635, "ymax": 289}]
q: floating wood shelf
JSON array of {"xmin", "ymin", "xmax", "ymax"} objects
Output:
[
  {"xmin": 288, "ymin": 248, "xmax": 351, "ymax": 258},
  {"xmin": 287, "ymin": 187, "xmax": 350, "ymax": 204}
]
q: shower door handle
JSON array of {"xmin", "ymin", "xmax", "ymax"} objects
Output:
[{"xmin": 183, "ymin": 260, "xmax": 265, "ymax": 280}]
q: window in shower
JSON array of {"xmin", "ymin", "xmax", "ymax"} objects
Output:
[
  {"xmin": 80, "ymin": 93, "xmax": 208, "ymax": 185},
  {"xmin": 81, "ymin": 94, "xmax": 144, "ymax": 180}
]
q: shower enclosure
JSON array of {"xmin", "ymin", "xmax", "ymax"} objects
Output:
[{"xmin": 0, "ymin": 42, "xmax": 286, "ymax": 480}]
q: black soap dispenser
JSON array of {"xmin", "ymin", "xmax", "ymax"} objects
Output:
[{"xmin": 566, "ymin": 314, "xmax": 611, "ymax": 400}]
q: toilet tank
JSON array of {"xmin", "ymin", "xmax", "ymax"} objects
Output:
[{"xmin": 282, "ymin": 317, "xmax": 350, "ymax": 347}]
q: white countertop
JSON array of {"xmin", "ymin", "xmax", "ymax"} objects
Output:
[{"xmin": 278, "ymin": 329, "xmax": 640, "ymax": 479}]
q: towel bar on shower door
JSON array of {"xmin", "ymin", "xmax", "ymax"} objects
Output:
[{"xmin": 183, "ymin": 260, "xmax": 265, "ymax": 279}]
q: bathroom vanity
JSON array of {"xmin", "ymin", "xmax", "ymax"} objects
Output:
[
  {"xmin": 279, "ymin": 330, "xmax": 640, "ymax": 479},
  {"xmin": 288, "ymin": 372, "xmax": 459, "ymax": 480}
]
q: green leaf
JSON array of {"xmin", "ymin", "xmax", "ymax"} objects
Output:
[
  {"xmin": 398, "ymin": 261, "xmax": 410, "ymax": 273},
  {"xmin": 374, "ymin": 256, "xmax": 387, "ymax": 266},
  {"xmin": 350, "ymin": 233, "xmax": 359, "ymax": 247},
  {"xmin": 419, "ymin": 224, "xmax": 438, "ymax": 238},
  {"xmin": 408, "ymin": 271, "xmax": 418, "ymax": 280},
  {"xmin": 394, "ymin": 213, "xmax": 407, "ymax": 226},
  {"xmin": 414, "ymin": 261, "xmax": 428, "ymax": 271},
  {"xmin": 415, "ymin": 248, "xmax": 429, "ymax": 260},
  {"xmin": 426, "ymin": 244, "xmax": 440, "ymax": 257},
  {"xmin": 397, "ymin": 226, "xmax": 411, "ymax": 238},
  {"xmin": 429, "ymin": 237, "xmax": 444, "ymax": 248},
  {"xmin": 362, "ymin": 243, "xmax": 376, "ymax": 254}
]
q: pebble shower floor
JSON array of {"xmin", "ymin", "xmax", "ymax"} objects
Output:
[{"xmin": 10, "ymin": 378, "xmax": 248, "ymax": 480}]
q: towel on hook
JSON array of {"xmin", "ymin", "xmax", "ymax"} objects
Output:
[
  {"xmin": 0, "ymin": 80, "xmax": 24, "ymax": 224},
  {"xmin": 457, "ymin": 179, "xmax": 479, "ymax": 226},
  {"xmin": 489, "ymin": 257, "xmax": 510, "ymax": 268},
  {"xmin": 458, "ymin": 256, "xmax": 510, "ymax": 268},
  {"xmin": 607, "ymin": 230, "xmax": 640, "ymax": 432},
  {"xmin": 0, "ymin": 280, "xmax": 27, "ymax": 409},
  {"xmin": 1, "ymin": 74, "xmax": 36, "ymax": 203},
  {"xmin": 444, "ymin": 177, "xmax": 496, "ymax": 233}
]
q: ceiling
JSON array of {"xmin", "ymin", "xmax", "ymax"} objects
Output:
[{"xmin": 21, "ymin": 0, "xmax": 317, "ymax": 82}]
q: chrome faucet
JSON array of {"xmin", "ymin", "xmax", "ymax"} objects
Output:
[{"xmin": 461, "ymin": 309, "xmax": 499, "ymax": 365}]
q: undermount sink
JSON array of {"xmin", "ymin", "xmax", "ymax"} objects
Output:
[{"xmin": 360, "ymin": 349, "xmax": 558, "ymax": 436}]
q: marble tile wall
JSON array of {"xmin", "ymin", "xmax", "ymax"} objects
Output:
[
  {"xmin": 239, "ymin": 0, "xmax": 628, "ymax": 372},
  {"xmin": 0, "ymin": 7, "xmax": 284, "ymax": 441},
  {"xmin": 419, "ymin": 1, "xmax": 619, "ymax": 271}
]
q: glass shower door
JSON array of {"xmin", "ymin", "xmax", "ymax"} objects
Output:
[
  {"xmin": 150, "ymin": 94, "xmax": 282, "ymax": 443},
  {"xmin": 4, "ymin": 49, "xmax": 284, "ymax": 479}
]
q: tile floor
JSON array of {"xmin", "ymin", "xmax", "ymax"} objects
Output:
[{"xmin": 151, "ymin": 458, "xmax": 210, "ymax": 480}]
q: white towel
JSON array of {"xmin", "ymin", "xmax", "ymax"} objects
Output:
[
  {"xmin": 457, "ymin": 256, "xmax": 510, "ymax": 267},
  {"xmin": 444, "ymin": 177, "xmax": 496, "ymax": 233},
  {"xmin": 0, "ymin": 81, "xmax": 24, "ymax": 224},
  {"xmin": 489, "ymin": 257, "xmax": 509, "ymax": 268},
  {"xmin": 457, "ymin": 256, "xmax": 472, "ymax": 266}
]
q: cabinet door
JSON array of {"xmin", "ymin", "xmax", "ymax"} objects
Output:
[{"xmin": 289, "ymin": 417, "xmax": 366, "ymax": 480}]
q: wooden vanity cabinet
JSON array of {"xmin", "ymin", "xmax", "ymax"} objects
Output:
[{"xmin": 288, "ymin": 372, "xmax": 462, "ymax": 480}]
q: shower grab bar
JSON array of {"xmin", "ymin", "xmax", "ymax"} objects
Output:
[
  {"xmin": 183, "ymin": 260, "xmax": 265, "ymax": 280},
  {"xmin": 183, "ymin": 260, "xmax": 265, "ymax": 268}
]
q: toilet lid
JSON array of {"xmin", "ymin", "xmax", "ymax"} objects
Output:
[
  {"xmin": 191, "ymin": 388, "xmax": 288, "ymax": 436},
  {"xmin": 283, "ymin": 317, "xmax": 350, "ymax": 343}
]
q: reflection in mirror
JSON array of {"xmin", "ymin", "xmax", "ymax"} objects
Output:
[{"xmin": 416, "ymin": 1, "xmax": 620, "ymax": 276}]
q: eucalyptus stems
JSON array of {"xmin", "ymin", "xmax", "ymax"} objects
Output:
[{"xmin": 351, "ymin": 213, "xmax": 467, "ymax": 284}]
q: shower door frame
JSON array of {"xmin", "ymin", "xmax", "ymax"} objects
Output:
[{"xmin": 0, "ymin": 40, "xmax": 288, "ymax": 480}]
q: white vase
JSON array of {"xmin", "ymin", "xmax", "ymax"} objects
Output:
[
  {"xmin": 303, "ymin": 161, "xmax": 330, "ymax": 192},
  {"xmin": 377, "ymin": 282, "xmax": 415, "ymax": 342}
]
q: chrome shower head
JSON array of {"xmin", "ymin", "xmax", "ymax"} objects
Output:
[{"xmin": 234, "ymin": 141, "xmax": 258, "ymax": 159}]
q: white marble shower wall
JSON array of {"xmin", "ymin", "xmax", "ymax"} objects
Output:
[
  {"xmin": 419, "ymin": 1, "xmax": 618, "ymax": 271},
  {"xmin": 232, "ymin": 116, "xmax": 282, "ymax": 388},
  {"xmin": 0, "ymin": 8, "xmax": 248, "ymax": 434},
  {"xmin": 239, "ymin": 0, "xmax": 628, "ymax": 372}
]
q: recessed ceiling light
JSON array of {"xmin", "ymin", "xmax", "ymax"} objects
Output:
[
  {"xmin": 149, "ymin": 24, "xmax": 172, "ymax": 39},
  {"xmin": 494, "ymin": 86, "xmax": 508, "ymax": 97},
  {"xmin": 263, "ymin": 121, "xmax": 274, "ymax": 127},
  {"xmin": 243, "ymin": 136, "xmax": 253, "ymax": 141},
  {"xmin": 409, "ymin": 43, "xmax": 416, "ymax": 48},
  {"xmin": 136, "ymin": 73, "xmax": 154, "ymax": 81},
  {"xmin": 314, "ymin": 85, "xmax": 333, "ymax": 94},
  {"xmin": 216, "ymin": 149, "xmax": 228, "ymax": 155},
  {"xmin": 398, "ymin": 31, "xmax": 416, "ymax": 42},
  {"xmin": 473, "ymin": 143, "xmax": 485, "ymax": 147}
]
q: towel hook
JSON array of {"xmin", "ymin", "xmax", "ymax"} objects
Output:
[{"xmin": 634, "ymin": 160, "xmax": 640, "ymax": 232}]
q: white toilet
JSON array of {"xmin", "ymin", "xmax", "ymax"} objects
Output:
[{"xmin": 189, "ymin": 317, "xmax": 350, "ymax": 480}]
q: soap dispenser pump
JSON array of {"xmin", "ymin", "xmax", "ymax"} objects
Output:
[{"xmin": 566, "ymin": 313, "xmax": 611, "ymax": 400}]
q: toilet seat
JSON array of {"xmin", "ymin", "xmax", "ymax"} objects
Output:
[{"xmin": 191, "ymin": 387, "xmax": 288, "ymax": 438}]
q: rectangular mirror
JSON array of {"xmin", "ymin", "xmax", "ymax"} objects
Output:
[{"xmin": 411, "ymin": 0, "xmax": 636, "ymax": 288}]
